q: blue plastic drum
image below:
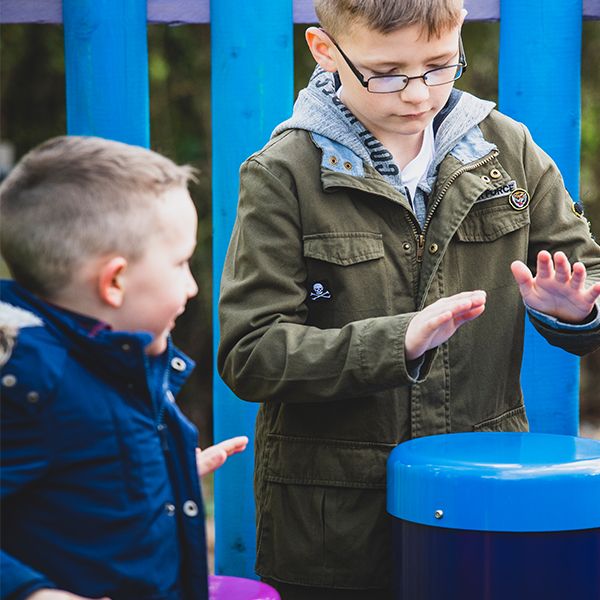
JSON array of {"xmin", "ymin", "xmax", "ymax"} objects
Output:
[{"xmin": 387, "ymin": 432, "xmax": 600, "ymax": 600}]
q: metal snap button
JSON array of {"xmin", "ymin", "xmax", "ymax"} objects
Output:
[
  {"xmin": 121, "ymin": 343, "xmax": 131, "ymax": 352},
  {"xmin": 27, "ymin": 391, "xmax": 40, "ymax": 403},
  {"xmin": 429, "ymin": 243, "xmax": 439, "ymax": 254},
  {"xmin": 481, "ymin": 175, "xmax": 491, "ymax": 184},
  {"xmin": 1, "ymin": 374, "xmax": 17, "ymax": 387},
  {"xmin": 328, "ymin": 155, "xmax": 339, "ymax": 166},
  {"xmin": 171, "ymin": 357, "xmax": 186, "ymax": 372},
  {"xmin": 402, "ymin": 242, "xmax": 411, "ymax": 251},
  {"xmin": 165, "ymin": 503, "xmax": 176, "ymax": 516},
  {"xmin": 183, "ymin": 500, "xmax": 199, "ymax": 517},
  {"xmin": 343, "ymin": 161, "xmax": 353, "ymax": 171},
  {"xmin": 490, "ymin": 168, "xmax": 502, "ymax": 179}
]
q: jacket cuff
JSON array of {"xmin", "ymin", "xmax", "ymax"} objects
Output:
[
  {"xmin": 394, "ymin": 313, "xmax": 437, "ymax": 384},
  {"xmin": 526, "ymin": 302, "xmax": 600, "ymax": 331},
  {"xmin": 1, "ymin": 552, "xmax": 56, "ymax": 600}
]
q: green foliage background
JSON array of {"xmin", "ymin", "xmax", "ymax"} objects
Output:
[{"xmin": 1, "ymin": 21, "xmax": 598, "ymax": 442}]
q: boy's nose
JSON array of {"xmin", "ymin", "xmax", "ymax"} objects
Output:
[
  {"xmin": 187, "ymin": 268, "xmax": 199, "ymax": 298},
  {"xmin": 399, "ymin": 78, "xmax": 430, "ymax": 103}
]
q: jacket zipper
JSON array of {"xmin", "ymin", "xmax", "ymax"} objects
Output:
[{"xmin": 412, "ymin": 150, "xmax": 500, "ymax": 262}]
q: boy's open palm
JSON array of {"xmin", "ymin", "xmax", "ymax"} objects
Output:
[
  {"xmin": 405, "ymin": 291, "xmax": 487, "ymax": 361},
  {"xmin": 196, "ymin": 436, "xmax": 248, "ymax": 477},
  {"xmin": 511, "ymin": 251, "xmax": 600, "ymax": 324}
]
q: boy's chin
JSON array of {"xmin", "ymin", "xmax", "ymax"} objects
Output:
[{"xmin": 145, "ymin": 334, "xmax": 169, "ymax": 356}]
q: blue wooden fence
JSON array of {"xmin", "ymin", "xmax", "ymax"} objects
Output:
[{"xmin": 1, "ymin": 0, "xmax": 598, "ymax": 580}]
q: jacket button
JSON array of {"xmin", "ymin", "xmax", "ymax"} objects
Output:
[
  {"xmin": 490, "ymin": 168, "xmax": 502, "ymax": 179},
  {"xmin": 171, "ymin": 357, "xmax": 187, "ymax": 372},
  {"xmin": 165, "ymin": 503, "xmax": 176, "ymax": 516},
  {"xmin": 183, "ymin": 500, "xmax": 199, "ymax": 517},
  {"xmin": 1, "ymin": 374, "xmax": 17, "ymax": 387},
  {"xmin": 27, "ymin": 391, "xmax": 40, "ymax": 403},
  {"xmin": 402, "ymin": 242, "xmax": 411, "ymax": 251},
  {"xmin": 481, "ymin": 175, "xmax": 491, "ymax": 184},
  {"xmin": 429, "ymin": 243, "xmax": 439, "ymax": 254},
  {"xmin": 121, "ymin": 343, "xmax": 131, "ymax": 352}
]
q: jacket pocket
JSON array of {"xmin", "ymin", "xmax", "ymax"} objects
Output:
[
  {"xmin": 303, "ymin": 232, "xmax": 384, "ymax": 265},
  {"xmin": 455, "ymin": 202, "xmax": 530, "ymax": 242},
  {"xmin": 256, "ymin": 434, "xmax": 395, "ymax": 588},
  {"xmin": 303, "ymin": 232, "xmax": 390, "ymax": 325},
  {"xmin": 473, "ymin": 404, "xmax": 529, "ymax": 432},
  {"xmin": 452, "ymin": 203, "xmax": 530, "ymax": 291}
]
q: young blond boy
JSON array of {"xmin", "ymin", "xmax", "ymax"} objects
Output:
[
  {"xmin": 0, "ymin": 136, "xmax": 247, "ymax": 600},
  {"xmin": 217, "ymin": 1, "xmax": 600, "ymax": 597}
]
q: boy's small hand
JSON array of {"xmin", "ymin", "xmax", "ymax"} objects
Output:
[
  {"xmin": 196, "ymin": 436, "xmax": 249, "ymax": 477},
  {"xmin": 511, "ymin": 251, "xmax": 600, "ymax": 324},
  {"xmin": 405, "ymin": 291, "xmax": 487, "ymax": 361},
  {"xmin": 27, "ymin": 590, "xmax": 110, "ymax": 600}
]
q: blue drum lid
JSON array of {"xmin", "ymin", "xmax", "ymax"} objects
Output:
[{"xmin": 387, "ymin": 432, "xmax": 600, "ymax": 532}]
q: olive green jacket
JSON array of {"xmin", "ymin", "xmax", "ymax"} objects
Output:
[{"xmin": 218, "ymin": 105, "xmax": 600, "ymax": 589}]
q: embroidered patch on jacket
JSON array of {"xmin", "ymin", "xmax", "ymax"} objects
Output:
[
  {"xmin": 309, "ymin": 281, "xmax": 332, "ymax": 301},
  {"xmin": 508, "ymin": 188, "xmax": 530, "ymax": 211},
  {"xmin": 476, "ymin": 180, "xmax": 517, "ymax": 203}
]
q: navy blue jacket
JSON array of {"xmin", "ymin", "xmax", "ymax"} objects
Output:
[{"xmin": 0, "ymin": 280, "xmax": 209, "ymax": 600}]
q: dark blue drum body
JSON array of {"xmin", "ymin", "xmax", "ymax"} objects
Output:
[{"xmin": 387, "ymin": 433, "xmax": 600, "ymax": 600}]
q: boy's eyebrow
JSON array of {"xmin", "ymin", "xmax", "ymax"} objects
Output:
[{"xmin": 364, "ymin": 50, "xmax": 456, "ymax": 70}]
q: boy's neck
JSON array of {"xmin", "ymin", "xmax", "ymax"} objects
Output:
[{"xmin": 382, "ymin": 130, "xmax": 426, "ymax": 171}]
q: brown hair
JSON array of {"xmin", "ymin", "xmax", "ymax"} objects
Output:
[
  {"xmin": 314, "ymin": 0, "xmax": 464, "ymax": 39},
  {"xmin": 0, "ymin": 135, "xmax": 196, "ymax": 298}
]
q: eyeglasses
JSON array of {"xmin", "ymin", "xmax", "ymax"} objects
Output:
[{"xmin": 322, "ymin": 30, "xmax": 468, "ymax": 94}]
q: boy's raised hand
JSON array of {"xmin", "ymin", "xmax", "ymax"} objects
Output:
[
  {"xmin": 405, "ymin": 290, "xmax": 487, "ymax": 360},
  {"xmin": 511, "ymin": 251, "xmax": 600, "ymax": 324},
  {"xmin": 196, "ymin": 436, "xmax": 249, "ymax": 477}
]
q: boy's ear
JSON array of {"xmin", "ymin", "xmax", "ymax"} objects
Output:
[
  {"xmin": 305, "ymin": 26, "xmax": 338, "ymax": 73},
  {"xmin": 98, "ymin": 256, "xmax": 128, "ymax": 308}
]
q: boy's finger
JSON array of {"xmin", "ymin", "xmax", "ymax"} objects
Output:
[
  {"xmin": 536, "ymin": 250, "xmax": 554, "ymax": 279},
  {"xmin": 453, "ymin": 304, "xmax": 486, "ymax": 326},
  {"xmin": 570, "ymin": 263, "xmax": 586, "ymax": 289},
  {"xmin": 511, "ymin": 261, "xmax": 534, "ymax": 290},
  {"xmin": 216, "ymin": 436, "xmax": 249, "ymax": 456},
  {"xmin": 553, "ymin": 251, "xmax": 571, "ymax": 283},
  {"xmin": 583, "ymin": 282, "xmax": 600, "ymax": 305}
]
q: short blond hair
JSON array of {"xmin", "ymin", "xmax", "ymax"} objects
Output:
[
  {"xmin": 314, "ymin": 0, "xmax": 464, "ymax": 39},
  {"xmin": 0, "ymin": 135, "xmax": 196, "ymax": 298}
]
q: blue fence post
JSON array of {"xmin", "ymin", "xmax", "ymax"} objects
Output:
[
  {"xmin": 211, "ymin": 0, "xmax": 294, "ymax": 578},
  {"xmin": 62, "ymin": 0, "xmax": 149, "ymax": 147},
  {"xmin": 498, "ymin": 0, "xmax": 582, "ymax": 435}
]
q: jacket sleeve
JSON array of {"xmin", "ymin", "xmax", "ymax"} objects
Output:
[
  {"xmin": 1, "ymin": 552, "xmax": 55, "ymax": 600},
  {"xmin": 521, "ymin": 123, "xmax": 600, "ymax": 355},
  {"xmin": 217, "ymin": 157, "xmax": 436, "ymax": 404},
  {"xmin": 1, "ymin": 337, "xmax": 59, "ymax": 599}
]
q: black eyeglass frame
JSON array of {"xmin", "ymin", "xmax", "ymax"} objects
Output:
[{"xmin": 322, "ymin": 29, "xmax": 468, "ymax": 94}]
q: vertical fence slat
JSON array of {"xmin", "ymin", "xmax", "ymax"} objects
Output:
[
  {"xmin": 63, "ymin": 0, "xmax": 149, "ymax": 147},
  {"xmin": 211, "ymin": 0, "xmax": 294, "ymax": 578},
  {"xmin": 499, "ymin": 0, "xmax": 582, "ymax": 435}
]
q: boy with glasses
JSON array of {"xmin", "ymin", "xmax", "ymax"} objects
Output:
[{"xmin": 218, "ymin": 1, "xmax": 600, "ymax": 598}]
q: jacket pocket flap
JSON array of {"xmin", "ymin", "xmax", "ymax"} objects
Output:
[
  {"xmin": 265, "ymin": 434, "xmax": 395, "ymax": 489},
  {"xmin": 303, "ymin": 232, "xmax": 384, "ymax": 266},
  {"xmin": 474, "ymin": 404, "xmax": 528, "ymax": 432},
  {"xmin": 456, "ymin": 206, "xmax": 530, "ymax": 242}
]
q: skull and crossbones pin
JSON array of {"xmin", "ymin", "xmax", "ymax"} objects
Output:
[{"xmin": 310, "ymin": 282, "xmax": 331, "ymax": 300}]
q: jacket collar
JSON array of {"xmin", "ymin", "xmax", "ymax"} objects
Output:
[{"xmin": 0, "ymin": 280, "xmax": 194, "ymax": 397}]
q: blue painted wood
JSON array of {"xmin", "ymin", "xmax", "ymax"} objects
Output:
[
  {"xmin": 3, "ymin": 0, "xmax": 600, "ymax": 24},
  {"xmin": 211, "ymin": 0, "xmax": 294, "ymax": 579},
  {"xmin": 499, "ymin": 0, "xmax": 582, "ymax": 435},
  {"xmin": 63, "ymin": 0, "xmax": 149, "ymax": 147}
]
